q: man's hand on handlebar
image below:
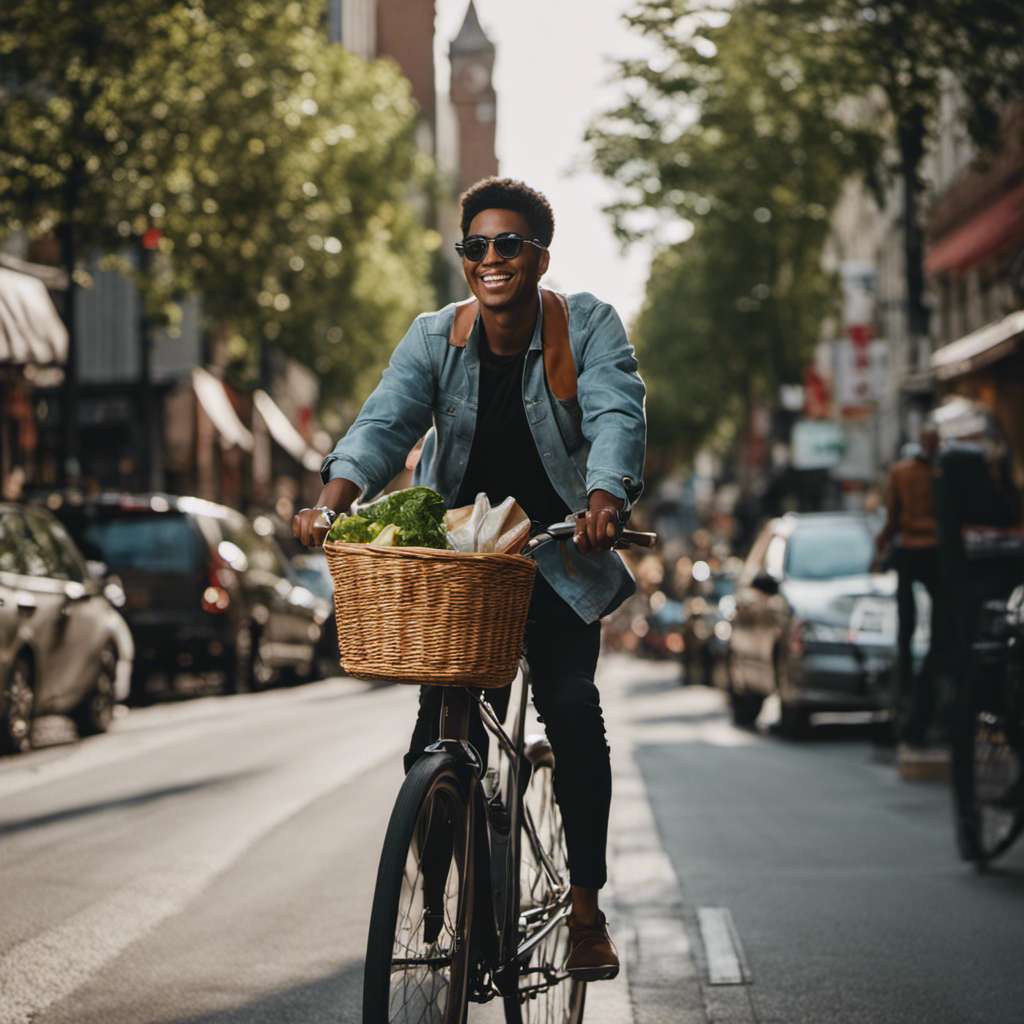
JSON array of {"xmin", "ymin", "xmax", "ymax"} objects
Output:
[
  {"xmin": 573, "ymin": 489, "xmax": 626, "ymax": 555},
  {"xmin": 292, "ymin": 478, "xmax": 360, "ymax": 548}
]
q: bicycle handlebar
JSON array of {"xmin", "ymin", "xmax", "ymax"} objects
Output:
[
  {"xmin": 529, "ymin": 520, "xmax": 657, "ymax": 551},
  {"xmin": 311, "ymin": 511, "xmax": 657, "ymax": 551}
]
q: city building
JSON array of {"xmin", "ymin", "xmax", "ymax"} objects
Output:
[{"xmin": 0, "ymin": 1, "xmax": 497, "ymax": 510}]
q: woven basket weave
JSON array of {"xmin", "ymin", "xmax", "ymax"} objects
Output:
[{"xmin": 323, "ymin": 541, "xmax": 537, "ymax": 686}]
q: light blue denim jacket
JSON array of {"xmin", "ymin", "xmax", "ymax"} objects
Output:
[{"xmin": 321, "ymin": 289, "xmax": 646, "ymax": 622}]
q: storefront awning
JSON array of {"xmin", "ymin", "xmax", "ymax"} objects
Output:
[
  {"xmin": 0, "ymin": 267, "xmax": 68, "ymax": 365},
  {"xmin": 925, "ymin": 181, "xmax": 1024, "ymax": 275},
  {"xmin": 253, "ymin": 389, "xmax": 324, "ymax": 472},
  {"xmin": 192, "ymin": 367, "xmax": 254, "ymax": 451},
  {"xmin": 930, "ymin": 308, "xmax": 1024, "ymax": 380}
]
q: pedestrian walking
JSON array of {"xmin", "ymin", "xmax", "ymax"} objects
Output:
[
  {"xmin": 293, "ymin": 177, "xmax": 647, "ymax": 981},
  {"xmin": 874, "ymin": 424, "xmax": 944, "ymax": 748}
]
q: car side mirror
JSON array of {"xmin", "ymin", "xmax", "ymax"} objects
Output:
[{"xmin": 751, "ymin": 571, "xmax": 780, "ymax": 596}]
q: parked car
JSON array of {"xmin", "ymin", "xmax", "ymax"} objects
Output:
[
  {"xmin": 0, "ymin": 503, "xmax": 133, "ymax": 753},
  {"xmin": 290, "ymin": 550, "xmax": 341, "ymax": 678},
  {"xmin": 726, "ymin": 512, "xmax": 928, "ymax": 736},
  {"xmin": 635, "ymin": 595, "xmax": 685, "ymax": 659},
  {"xmin": 680, "ymin": 567, "xmax": 736, "ymax": 687},
  {"xmin": 42, "ymin": 493, "xmax": 330, "ymax": 702}
]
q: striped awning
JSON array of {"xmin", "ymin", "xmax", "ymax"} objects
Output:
[
  {"xmin": 253, "ymin": 389, "xmax": 324, "ymax": 471},
  {"xmin": 930, "ymin": 308, "xmax": 1024, "ymax": 380},
  {"xmin": 0, "ymin": 267, "xmax": 68, "ymax": 365},
  {"xmin": 192, "ymin": 367, "xmax": 254, "ymax": 451}
]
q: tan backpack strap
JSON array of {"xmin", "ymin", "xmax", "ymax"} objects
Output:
[
  {"xmin": 448, "ymin": 289, "xmax": 575, "ymax": 399},
  {"xmin": 449, "ymin": 298, "xmax": 478, "ymax": 348},
  {"xmin": 541, "ymin": 288, "xmax": 576, "ymax": 400}
]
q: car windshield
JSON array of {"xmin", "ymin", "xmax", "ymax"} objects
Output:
[
  {"xmin": 82, "ymin": 513, "xmax": 202, "ymax": 574},
  {"xmin": 784, "ymin": 522, "xmax": 875, "ymax": 580}
]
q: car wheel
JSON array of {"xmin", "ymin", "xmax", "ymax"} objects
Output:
[
  {"xmin": 2, "ymin": 655, "xmax": 35, "ymax": 754},
  {"xmin": 729, "ymin": 687, "xmax": 764, "ymax": 728},
  {"xmin": 226, "ymin": 625, "xmax": 253, "ymax": 695},
  {"xmin": 774, "ymin": 647, "xmax": 810, "ymax": 739},
  {"xmin": 74, "ymin": 645, "xmax": 117, "ymax": 736},
  {"xmin": 779, "ymin": 701, "xmax": 810, "ymax": 739},
  {"xmin": 250, "ymin": 628, "xmax": 275, "ymax": 690}
]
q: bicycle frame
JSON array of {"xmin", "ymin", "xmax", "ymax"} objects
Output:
[{"xmin": 428, "ymin": 657, "xmax": 573, "ymax": 1003}]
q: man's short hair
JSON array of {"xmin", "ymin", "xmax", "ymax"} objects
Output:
[{"xmin": 459, "ymin": 177, "xmax": 555, "ymax": 247}]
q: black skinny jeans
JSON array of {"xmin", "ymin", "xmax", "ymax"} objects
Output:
[{"xmin": 404, "ymin": 574, "xmax": 610, "ymax": 889}]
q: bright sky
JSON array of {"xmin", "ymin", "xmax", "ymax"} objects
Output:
[{"xmin": 434, "ymin": 0, "xmax": 655, "ymax": 327}]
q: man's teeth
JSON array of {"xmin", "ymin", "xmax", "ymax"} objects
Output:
[{"xmin": 482, "ymin": 274, "xmax": 511, "ymax": 282}]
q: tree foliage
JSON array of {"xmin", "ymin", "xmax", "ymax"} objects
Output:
[
  {"xmin": 0, "ymin": 0, "xmax": 436, "ymax": 416},
  {"xmin": 589, "ymin": 0, "xmax": 1024, "ymax": 460},
  {"xmin": 587, "ymin": 0, "xmax": 869, "ymax": 458}
]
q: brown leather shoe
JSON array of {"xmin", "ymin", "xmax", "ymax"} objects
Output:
[{"xmin": 565, "ymin": 910, "xmax": 620, "ymax": 980}]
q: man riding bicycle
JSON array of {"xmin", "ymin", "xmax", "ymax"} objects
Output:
[{"xmin": 293, "ymin": 176, "xmax": 646, "ymax": 981}]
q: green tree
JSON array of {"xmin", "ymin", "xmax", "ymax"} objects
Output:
[
  {"xmin": 0, "ymin": 0, "xmax": 435, "ymax": 433},
  {"xmin": 587, "ymin": 0, "xmax": 867, "ymax": 457},
  {"xmin": 749, "ymin": 0, "xmax": 1024, "ymax": 343}
]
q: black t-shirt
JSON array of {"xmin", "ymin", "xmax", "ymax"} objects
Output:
[{"xmin": 454, "ymin": 333, "xmax": 572, "ymax": 528}]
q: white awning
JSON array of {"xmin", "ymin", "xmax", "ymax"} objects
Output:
[
  {"xmin": 0, "ymin": 267, "xmax": 68, "ymax": 365},
  {"xmin": 253, "ymin": 389, "xmax": 323, "ymax": 472},
  {"xmin": 930, "ymin": 308, "xmax": 1024, "ymax": 380},
  {"xmin": 192, "ymin": 367, "xmax": 254, "ymax": 451}
]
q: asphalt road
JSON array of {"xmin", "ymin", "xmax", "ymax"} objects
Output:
[
  {"xmin": 621, "ymin": 656, "xmax": 1024, "ymax": 1024},
  {"xmin": 3, "ymin": 656, "xmax": 1022, "ymax": 1024}
]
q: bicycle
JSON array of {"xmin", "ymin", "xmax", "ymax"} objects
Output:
[
  {"xmin": 348, "ymin": 519, "xmax": 656, "ymax": 1024},
  {"xmin": 952, "ymin": 581, "xmax": 1024, "ymax": 869}
]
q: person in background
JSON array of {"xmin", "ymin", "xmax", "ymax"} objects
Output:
[{"xmin": 874, "ymin": 424, "xmax": 943, "ymax": 748}]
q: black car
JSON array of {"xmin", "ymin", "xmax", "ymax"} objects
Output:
[
  {"xmin": 289, "ymin": 549, "xmax": 341, "ymax": 679},
  {"xmin": 680, "ymin": 568, "xmax": 736, "ymax": 687},
  {"xmin": 43, "ymin": 493, "xmax": 330, "ymax": 701},
  {"xmin": 1, "ymin": 504, "xmax": 134, "ymax": 752}
]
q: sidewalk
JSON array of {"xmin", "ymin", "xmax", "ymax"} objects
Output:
[{"xmin": 602, "ymin": 653, "xmax": 753, "ymax": 1024}]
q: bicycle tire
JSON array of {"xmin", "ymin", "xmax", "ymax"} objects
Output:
[
  {"xmin": 363, "ymin": 752, "xmax": 475, "ymax": 1024},
  {"xmin": 503, "ymin": 748, "xmax": 586, "ymax": 1024},
  {"xmin": 951, "ymin": 647, "xmax": 1024, "ymax": 868}
]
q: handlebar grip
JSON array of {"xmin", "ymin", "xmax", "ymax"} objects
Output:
[
  {"xmin": 312, "ymin": 510, "xmax": 334, "ymax": 548},
  {"xmin": 617, "ymin": 529, "xmax": 657, "ymax": 548}
]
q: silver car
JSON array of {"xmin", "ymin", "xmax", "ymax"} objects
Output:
[
  {"xmin": 726, "ymin": 512, "xmax": 928, "ymax": 736},
  {"xmin": 0, "ymin": 504, "xmax": 133, "ymax": 753}
]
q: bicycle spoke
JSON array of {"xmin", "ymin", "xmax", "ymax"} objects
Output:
[
  {"xmin": 364, "ymin": 759, "xmax": 471, "ymax": 1024},
  {"xmin": 973, "ymin": 710, "xmax": 1022, "ymax": 856}
]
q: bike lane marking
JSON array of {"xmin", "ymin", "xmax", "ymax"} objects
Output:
[
  {"xmin": 602, "ymin": 653, "xmax": 756, "ymax": 1024},
  {"xmin": 0, "ymin": 685, "xmax": 413, "ymax": 1024}
]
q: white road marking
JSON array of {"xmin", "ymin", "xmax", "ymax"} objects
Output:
[
  {"xmin": 697, "ymin": 907, "xmax": 749, "ymax": 985},
  {"xmin": 0, "ymin": 691, "xmax": 409, "ymax": 1024}
]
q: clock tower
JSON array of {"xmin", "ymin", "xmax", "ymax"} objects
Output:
[{"xmin": 449, "ymin": 1, "xmax": 497, "ymax": 191}]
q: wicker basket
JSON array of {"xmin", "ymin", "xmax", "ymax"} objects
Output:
[{"xmin": 323, "ymin": 541, "xmax": 537, "ymax": 686}]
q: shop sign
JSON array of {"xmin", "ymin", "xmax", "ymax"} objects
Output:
[{"xmin": 791, "ymin": 419, "xmax": 847, "ymax": 470}]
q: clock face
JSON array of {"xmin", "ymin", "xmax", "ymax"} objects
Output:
[{"xmin": 458, "ymin": 60, "xmax": 489, "ymax": 94}]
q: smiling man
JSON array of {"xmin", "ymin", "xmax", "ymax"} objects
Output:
[{"xmin": 294, "ymin": 177, "xmax": 646, "ymax": 979}]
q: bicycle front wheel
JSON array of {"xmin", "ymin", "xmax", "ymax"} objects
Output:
[
  {"xmin": 504, "ymin": 738, "xmax": 585, "ymax": 1024},
  {"xmin": 364, "ymin": 752, "xmax": 474, "ymax": 1024},
  {"xmin": 952, "ymin": 648, "xmax": 1024, "ymax": 867}
]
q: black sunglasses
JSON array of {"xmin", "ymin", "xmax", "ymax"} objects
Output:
[{"xmin": 455, "ymin": 232, "xmax": 547, "ymax": 262}]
